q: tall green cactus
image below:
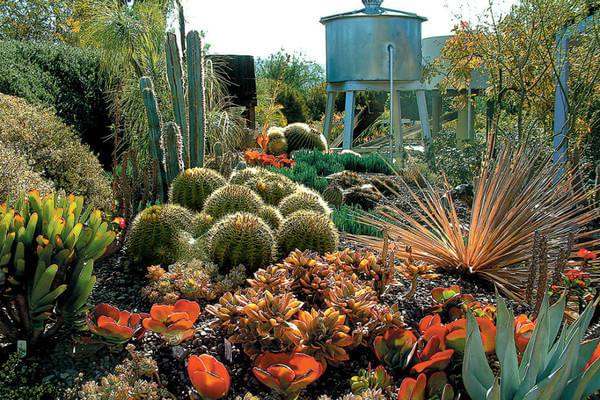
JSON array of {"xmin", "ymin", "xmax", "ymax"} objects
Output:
[{"xmin": 140, "ymin": 29, "xmax": 207, "ymax": 201}]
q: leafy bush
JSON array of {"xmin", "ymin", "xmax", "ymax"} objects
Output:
[
  {"xmin": 0, "ymin": 143, "xmax": 54, "ymax": 200},
  {"xmin": 0, "ymin": 94, "xmax": 113, "ymax": 210},
  {"xmin": 0, "ymin": 352, "xmax": 61, "ymax": 400},
  {"xmin": 0, "ymin": 40, "xmax": 112, "ymax": 166},
  {"xmin": 276, "ymin": 85, "xmax": 309, "ymax": 123},
  {"xmin": 430, "ymin": 130, "xmax": 485, "ymax": 186}
]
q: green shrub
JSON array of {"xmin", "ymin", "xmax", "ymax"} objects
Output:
[
  {"xmin": 126, "ymin": 205, "xmax": 195, "ymax": 266},
  {"xmin": 306, "ymin": 83, "xmax": 327, "ymax": 121},
  {"xmin": 277, "ymin": 210, "xmax": 339, "ymax": 255},
  {"xmin": 0, "ymin": 143, "xmax": 54, "ymax": 200},
  {"xmin": 169, "ymin": 168, "xmax": 227, "ymax": 211},
  {"xmin": 0, "ymin": 352, "xmax": 61, "ymax": 400},
  {"xmin": 279, "ymin": 187, "xmax": 331, "ymax": 217},
  {"xmin": 206, "ymin": 212, "xmax": 276, "ymax": 273},
  {"xmin": 268, "ymin": 164, "xmax": 329, "ymax": 193},
  {"xmin": 293, "ymin": 150, "xmax": 393, "ymax": 175},
  {"xmin": 0, "ymin": 40, "xmax": 111, "ymax": 166},
  {"xmin": 0, "ymin": 93, "xmax": 113, "ymax": 210},
  {"xmin": 276, "ymin": 85, "xmax": 309, "ymax": 123},
  {"xmin": 332, "ymin": 205, "xmax": 383, "ymax": 237},
  {"xmin": 203, "ymin": 184, "xmax": 264, "ymax": 221},
  {"xmin": 430, "ymin": 130, "xmax": 484, "ymax": 185}
]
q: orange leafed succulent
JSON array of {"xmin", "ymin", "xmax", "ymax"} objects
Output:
[
  {"xmin": 397, "ymin": 373, "xmax": 426, "ymax": 400},
  {"xmin": 244, "ymin": 150, "xmax": 295, "ymax": 168},
  {"xmin": 87, "ymin": 304, "xmax": 148, "ymax": 345},
  {"xmin": 445, "ymin": 317, "xmax": 496, "ymax": 353},
  {"xmin": 514, "ymin": 314, "xmax": 535, "ymax": 353},
  {"xmin": 373, "ymin": 327, "xmax": 417, "ymax": 370},
  {"xmin": 253, "ymin": 352, "xmax": 324, "ymax": 399},
  {"xmin": 187, "ymin": 354, "xmax": 231, "ymax": 400},
  {"xmin": 292, "ymin": 308, "xmax": 353, "ymax": 366},
  {"xmin": 142, "ymin": 299, "xmax": 200, "ymax": 344},
  {"xmin": 577, "ymin": 248, "xmax": 597, "ymax": 261}
]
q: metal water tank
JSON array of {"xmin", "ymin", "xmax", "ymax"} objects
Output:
[{"xmin": 320, "ymin": 0, "xmax": 427, "ymax": 83}]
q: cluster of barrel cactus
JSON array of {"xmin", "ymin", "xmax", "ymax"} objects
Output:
[
  {"xmin": 0, "ymin": 191, "xmax": 116, "ymax": 344},
  {"xmin": 266, "ymin": 123, "xmax": 328, "ymax": 155}
]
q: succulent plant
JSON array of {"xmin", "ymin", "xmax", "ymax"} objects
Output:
[
  {"xmin": 322, "ymin": 185, "xmax": 344, "ymax": 208},
  {"xmin": 277, "ymin": 210, "xmax": 339, "ymax": 256},
  {"xmin": 266, "ymin": 127, "xmax": 288, "ymax": 155},
  {"xmin": 205, "ymin": 212, "xmax": 276, "ymax": 273},
  {"xmin": 373, "ymin": 328, "xmax": 418, "ymax": 370},
  {"xmin": 192, "ymin": 212, "xmax": 214, "ymax": 237},
  {"xmin": 126, "ymin": 204, "xmax": 195, "ymax": 266},
  {"xmin": 207, "ymin": 289, "xmax": 303, "ymax": 356},
  {"xmin": 187, "ymin": 354, "xmax": 231, "ymax": 400},
  {"xmin": 292, "ymin": 308, "xmax": 353, "ymax": 366},
  {"xmin": 253, "ymin": 352, "xmax": 324, "ymax": 399},
  {"xmin": 462, "ymin": 294, "xmax": 600, "ymax": 400},
  {"xmin": 203, "ymin": 185, "xmax": 264, "ymax": 221},
  {"xmin": 87, "ymin": 304, "xmax": 149, "ymax": 345},
  {"xmin": 230, "ymin": 167, "xmax": 297, "ymax": 206},
  {"xmin": 398, "ymin": 372, "xmax": 455, "ymax": 400},
  {"xmin": 279, "ymin": 188, "xmax": 331, "ymax": 217},
  {"xmin": 0, "ymin": 191, "xmax": 116, "ymax": 344},
  {"xmin": 142, "ymin": 299, "xmax": 200, "ymax": 345},
  {"xmin": 350, "ymin": 365, "xmax": 393, "ymax": 396},
  {"xmin": 247, "ymin": 264, "xmax": 292, "ymax": 294},
  {"xmin": 169, "ymin": 168, "xmax": 226, "ymax": 211},
  {"xmin": 257, "ymin": 205, "xmax": 284, "ymax": 231},
  {"xmin": 324, "ymin": 281, "xmax": 378, "ymax": 327},
  {"xmin": 284, "ymin": 123, "xmax": 328, "ymax": 153}
]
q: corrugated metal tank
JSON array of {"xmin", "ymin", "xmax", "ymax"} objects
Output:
[{"xmin": 321, "ymin": 1, "xmax": 427, "ymax": 83}]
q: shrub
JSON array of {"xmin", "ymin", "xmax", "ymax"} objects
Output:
[
  {"xmin": 126, "ymin": 204, "xmax": 195, "ymax": 266},
  {"xmin": 0, "ymin": 143, "xmax": 54, "ymax": 200},
  {"xmin": 203, "ymin": 185, "xmax": 264, "ymax": 221},
  {"xmin": 205, "ymin": 212, "xmax": 276, "ymax": 273},
  {"xmin": 331, "ymin": 205, "xmax": 384, "ymax": 237},
  {"xmin": 430, "ymin": 130, "xmax": 484, "ymax": 185},
  {"xmin": 0, "ymin": 93, "xmax": 113, "ymax": 210},
  {"xmin": 0, "ymin": 352, "xmax": 61, "ymax": 400},
  {"xmin": 0, "ymin": 40, "xmax": 112, "ymax": 166},
  {"xmin": 277, "ymin": 210, "xmax": 339, "ymax": 255},
  {"xmin": 279, "ymin": 187, "xmax": 331, "ymax": 217},
  {"xmin": 267, "ymin": 163, "xmax": 329, "ymax": 194},
  {"xmin": 276, "ymin": 86, "xmax": 309, "ymax": 123},
  {"xmin": 169, "ymin": 168, "xmax": 227, "ymax": 211}
]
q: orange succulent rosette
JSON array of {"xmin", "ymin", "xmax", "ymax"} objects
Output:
[
  {"xmin": 142, "ymin": 299, "xmax": 200, "ymax": 345},
  {"xmin": 187, "ymin": 354, "xmax": 231, "ymax": 400},
  {"xmin": 252, "ymin": 352, "xmax": 324, "ymax": 398},
  {"xmin": 397, "ymin": 373, "xmax": 427, "ymax": 400},
  {"xmin": 87, "ymin": 303, "xmax": 148, "ymax": 345}
]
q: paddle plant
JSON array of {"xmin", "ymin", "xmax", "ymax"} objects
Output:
[
  {"xmin": 352, "ymin": 145, "xmax": 599, "ymax": 300},
  {"xmin": 398, "ymin": 372, "xmax": 455, "ymax": 400},
  {"xmin": 462, "ymin": 294, "xmax": 600, "ymax": 399},
  {"xmin": 187, "ymin": 354, "xmax": 231, "ymax": 400},
  {"xmin": 142, "ymin": 299, "xmax": 200, "ymax": 345},
  {"xmin": 0, "ymin": 191, "xmax": 116, "ymax": 346},
  {"xmin": 87, "ymin": 303, "xmax": 148, "ymax": 345}
]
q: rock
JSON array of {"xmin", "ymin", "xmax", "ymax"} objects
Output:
[
  {"xmin": 343, "ymin": 184, "xmax": 382, "ymax": 210},
  {"xmin": 449, "ymin": 183, "xmax": 474, "ymax": 205},
  {"xmin": 326, "ymin": 170, "xmax": 367, "ymax": 189}
]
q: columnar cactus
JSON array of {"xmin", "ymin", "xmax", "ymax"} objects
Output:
[
  {"xmin": 140, "ymin": 29, "xmax": 207, "ymax": 200},
  {"xmin": 0, "ymin": 191, "xmax": 116, "ymax": 344},
  {"xmin": 205, "ymin": 212, "xmax": 276, "ymax": 273},
  {"xmin": 169, "ymin": 168, "xmax": 226, "ymax": 211}
]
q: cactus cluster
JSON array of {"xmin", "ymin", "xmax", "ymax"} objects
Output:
[
  {"xmin": 126, "ymin": 204, "xmax": 195, "ymax": 266},
  {"xmin": 257, "ymin": 206, "xmax": 284, "ymax": 231},
  {"xmin": 230, "ymin": 167, "xmax": 298, "ymax": 206},
  {"xmin": 283, "ymin": 123, "xmax": 328, "ymax": 153},
  {"xmin": 277, "ymin": 210, "xmax": 339, "ymax": 256},
  {"xmin": 169, "ymin": 167, "xmax": 226, "ymax": 211},
  {"xmin": 279, "ymin": 187, "xmax": 331, "ymax": 217},
  {"xmin": 205, "ymin": 212, "xmax": 276, "ymax": 273},
  {"xmin": 0, "ymin": 191, "xmax": 115, "ymax": 344},
  {"xmin": 140, "ymin": 29, "xmax": 207, "ymax": 200},
  {"xmin": 203, "ymin": 185, "xmax": 264, "ymax": 221},
  {"xmin": 266, "ymin": 127, "xmax": 288, "ymax": 155}
]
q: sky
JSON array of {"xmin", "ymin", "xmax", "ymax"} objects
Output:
[{"xmin": 182, "ymin": 0, "xmax": 515, "ymax": 64}]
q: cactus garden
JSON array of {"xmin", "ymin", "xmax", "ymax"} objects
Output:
[{"xmin": 1, "ymin": 0, "xmax": 600, "ymax": 399}]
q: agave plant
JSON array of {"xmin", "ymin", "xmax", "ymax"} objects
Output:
[
  {"xmin": 352, "ymin": 145, "xmax": 599, "ymax": 300},
  {"xmin": 462, "ymin": 293, "xmax": 600, "ymax": 399}
]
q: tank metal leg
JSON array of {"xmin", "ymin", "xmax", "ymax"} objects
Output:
[
  {"xmin": 323, "ymin": 91, "xmax": 335, "ymax": 139},
  {"xmin": 416, "ymin": 89, "xmax": 431, "ymax": 144},
  {"xmin": 432, "ymin": 89, "xmax": 442, "ymax": 134},
  {"xmin": 343, "ymin": 91, "xmax": 356, "ymax": 149},
  {"xmin": 393, "ymin": 90, "xmax": 404, "ymax": 167}
]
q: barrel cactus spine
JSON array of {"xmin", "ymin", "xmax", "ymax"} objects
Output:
[
  {"xmin": 206, "ymin": 212, "xmax": 276, "ymax": 273},
  {"xmin": 279, "ymin": 187, "xmax": 331, "ymax": 217},
  {"xmin": 169, "ymin": 168, "xmax": 227, "ymax": 211},
  {"xmin": 267, "ymin": 126, "xmax": 288, "ymax": 155},
  {"xmin": 284, "ymin": 123, "xmax": 328, "ymax": 153},
  {"xmin": 277, "ymin": 210, "xmax": 339, "ymax": 256},
  {"xmin": 257, "ymin": 205, "xmax": 284, "ymax": 231},
  {"xmin": 203, "ymin": 184, "xmax": 264, "ymax": 221}
]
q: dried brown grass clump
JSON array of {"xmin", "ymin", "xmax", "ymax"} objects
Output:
[{"xmin": 352, "ymin": 145, "xmax": 599, "ymax": 300}]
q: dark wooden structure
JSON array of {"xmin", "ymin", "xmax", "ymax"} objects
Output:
[{"xmin": 207, "ymin": 55, "xmax": 257, "ymax": 128}]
